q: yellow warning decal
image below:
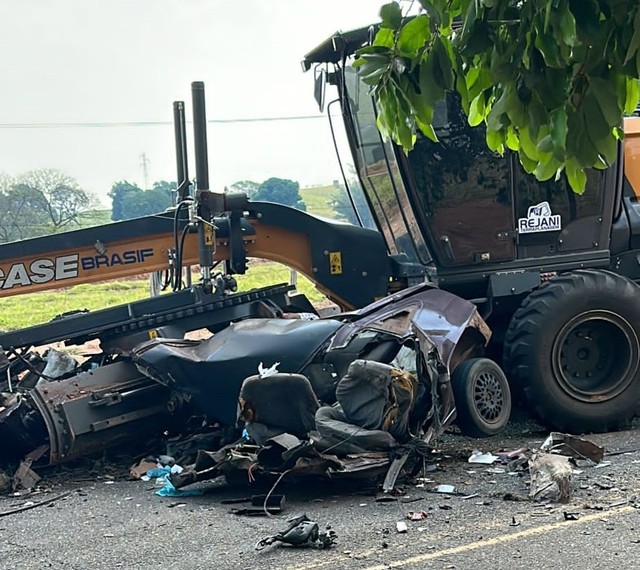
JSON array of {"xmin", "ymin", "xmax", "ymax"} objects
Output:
[
  {"xmin": 204, "ymin": 224, "xmax": 214, "ymax": 246},
  {"xmin": 148, "ymin": 329, "xmax": 159, "ymax": 340},
  {"xmin": 329, "ymin": 251, "xmax": 342, "ymax": 275}
]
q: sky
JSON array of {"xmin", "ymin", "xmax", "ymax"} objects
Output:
[{"xmin": 0, "ymin": 0, "xmax": 385, "ymax": 206}]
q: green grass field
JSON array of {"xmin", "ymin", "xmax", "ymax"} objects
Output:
[
  {"xmin": 0, "ymin": 261, "xmax": 325, "ymax": 331},
  {"xmin": 300, "ymin": 185, "xmax": 337, "ymax": 219}
]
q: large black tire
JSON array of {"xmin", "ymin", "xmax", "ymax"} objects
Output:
[
  {"xmin": 451, "ymin": 358, "xmax": 512, "ymax": 437},
  {"xmin": 503, "ymin": 269, "xmax": 640, "ymax": 433}
]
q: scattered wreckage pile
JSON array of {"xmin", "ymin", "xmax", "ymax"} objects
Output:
[
  {"xmin": 0, "ymin": 278, "xmax": 632, "ymax": 554},
  {"xmin": 467, "ymin": 432, "xmax": 608, "ymax": 504},
  {"xmin": 0, "ymin": 284, "xmax": 513, "ymax": 494},
  {"xmin": 123, "ymin": 427, "xmax": 620, "ymax": 552}
]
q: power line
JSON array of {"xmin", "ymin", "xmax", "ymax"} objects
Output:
[{"xmin": 0, "ymin": 115, "xmax": 325, "ymax": 129}]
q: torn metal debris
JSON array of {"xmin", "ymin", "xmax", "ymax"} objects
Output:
[
  {"xmin": 225, "ymin": 494, "xmax": 286, "ymax": 516},
  {"xmin": 12, "ymin": 458, "xmax": 41, "ymax": 492},
  {"xmin": 541, "ymin": 432, "xmax": 605, "ymax": 464},
  {"xmin": 255, "ymin": 515, "xmax": 337, "ymax": 550}
]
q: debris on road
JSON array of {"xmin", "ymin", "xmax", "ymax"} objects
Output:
[
  {"xmin": 503, "ymin": 492, "xmax": 528, "ymax": 502},
  {"xmin": 406, "ymin": 511, "xmax": 428, "ymax": 521},
  {"xmin": 12, "ymin": 458, "xmax": 41, "ymax": 491},
  {"xmin": 255, "ymin": 514, "xmax": 337, "ymax": 550},
  {"xmin": 529, "ymin": 453, "xmax": 573, "ymax": 503},
  {"xmin": 227, "ymin": 494, "xmax": 286, "ymax": 516},
  {"xmin": 541, "ymin": 432, "xmax": 605, "ymax": 463},
  {"xmin": 3, "ymin": 287, "xmax": 621, "ymax": 514},
  {"xmin": 129, "ymin": 458, "xmax": 159, "ymax": 480},
  {"xmin": 396, "ymin": 521, "xmax": 408, "ymax": 533},
  {"xmin": 0, "ymin": 490, "xmax": 72, "ymax": 518},
  {"xmin": 434, "ymin": 484, "xmax": 456, "ymax": 494},
  {"xmin": 495, "ymin": 447, "xmax": 529, "ymax": 461},
  {"xmin": 468, "ymin": 450, "xmax": 499, "ymax": 464},
  {"xmin": 0, "ymin": 471, "xmax": 11, "ymax": 494}
]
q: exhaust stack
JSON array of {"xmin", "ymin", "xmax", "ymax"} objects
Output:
[{"xmin": 173, "ymin": 101, "xmax": 190, "ymax": 202}]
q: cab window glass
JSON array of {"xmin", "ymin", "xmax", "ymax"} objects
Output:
[{"xmin": 406, "ymin": 94, "xmax": 513, "ymax": 266}]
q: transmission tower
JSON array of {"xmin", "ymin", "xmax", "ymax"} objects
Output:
[{"xmin": 140, "ymin": 153, "xmax": 150, "ymax": 189}]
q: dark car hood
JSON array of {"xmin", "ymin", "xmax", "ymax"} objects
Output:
[{"xmin": 132, "ymin": 318, "xmax": 342, "ymax": 424}]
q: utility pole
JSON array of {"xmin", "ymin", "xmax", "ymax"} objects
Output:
[{"xmin": 140, "ymin": 153, "xmax": 150, "ymax": 190}]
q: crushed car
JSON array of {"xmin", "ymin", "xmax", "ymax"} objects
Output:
[{"xmin": 0, "ymin": 283, "xmax": 511, "ymax": 487}]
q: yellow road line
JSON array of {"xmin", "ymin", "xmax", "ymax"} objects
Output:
[
  {"xmin": 285, "ymin": 505, "xmax": 635, "ymax": 570},
  {"xmin": 284, "ymin": 548, "xmax": 378, "ymax": 570},
  {"xmin": 360, "ymin": 506, "xmax": 636, "ymax": 570}
]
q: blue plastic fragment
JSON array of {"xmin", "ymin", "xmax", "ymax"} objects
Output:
[
  {"xmin": 155, "ymin": 477, "xmax": 204, "ymax": 497},
  {"xmin": 146, "ymin": 466, "xmax": 204, "ymax": 497}
]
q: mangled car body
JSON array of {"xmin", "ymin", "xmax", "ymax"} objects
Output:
[
  {"xmin": 0, "ymin": 283, "xmax": 509, "ymax": 478},
  {"xmin": 132, "ymin": 282, "xmax": 494, "ymax": 439}
]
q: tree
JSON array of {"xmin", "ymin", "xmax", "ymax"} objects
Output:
[
  {"xmin": 253, "ymin": 177, "xmax": 307, "ymax": 211},
  {"xmin": 358, "ymin": 1, "xmax": 640, "ymax": 192},
  {"xmin": 109, "ymin": 180, "xmax": 174, "ymax": 220},
  {"xmin": 228, "ymin": 180, "xmax": 260, "ymax": 199},
  {"xmin": 152, "ymin": 180, "xmax": 177, "ymax": 200},
  {"xmin": 121, "ymin": 187, "xmax": 173, "ymax": 219},
  {"xmin": 109, "ymin": 181, "xmax": 141, "ymax": 221},
  {"xmin": 0, "ymin": 170, "xmax": 95, "ymax": 242},
  {"xmin": 15, "ymin": 169, "xmax": 96, "ymax": 230},
  {"xmin": 0, "ymin": 176, "xmax": 48, "ymax": 242}
]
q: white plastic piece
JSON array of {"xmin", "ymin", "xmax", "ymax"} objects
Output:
[
  {"xmin": 468, "ymin": 450, "xmax": 499, "ymax": 464},
  {"xmin": 258, "ymin": 362, "xmax": 280, "ymax": 378}
]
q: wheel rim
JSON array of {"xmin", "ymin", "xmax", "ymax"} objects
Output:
[
  {"xmin": 551, "ymin": 310, "xmax": 639, "ymax": 403},
  {"xmin": 473, "ymin": 370, "xmax": 505, "ymax": 424}
]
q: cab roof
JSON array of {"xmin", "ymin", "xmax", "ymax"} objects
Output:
[{"xmin": 302, "ymin": 25, "xmax": 375, "ymax": 70}]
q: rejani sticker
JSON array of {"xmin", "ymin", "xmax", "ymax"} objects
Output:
[{"xmin": 518, "ymin": 201, "xmax": 561, "ymax": 234}]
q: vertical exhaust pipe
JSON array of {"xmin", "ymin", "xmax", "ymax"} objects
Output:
[
  {"xmin": 172, "ymin": 101, "xmax": 192, "ymax": 288},
  {"xmin": 173, "ymin": 101, "xmax": 190, "ymax": 202},
  {"xmin": 191, "ymin": 81, "xmax": 209, "ymax": 192},
  {"xmin": 191, "ymin": 81, "xmax": 214, "ymax": 291}
]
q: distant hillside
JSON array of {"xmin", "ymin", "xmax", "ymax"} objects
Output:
[
  {"xmin": 76, "ymin": 189, "xmax": 341, "ymax": 231},
  {"xmin": 77, "ymin": 208, "xmax": 112, "ymax": 227},
  {"xmin": 300, "ymin": 185, "xmax": 337, "ymax": 219}
]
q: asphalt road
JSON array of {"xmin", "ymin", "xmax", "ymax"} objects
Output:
[{"xmin": 1, "ymin": 417, "xmax": 639, "ymax": 570}]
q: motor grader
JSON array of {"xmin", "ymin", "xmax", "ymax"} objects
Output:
[
  {"xmin": 303, "ymin": 25, "xmax": 640, "ymax": 434},
  {"xmin": 3, "ymin": 18, "xmax": 640, "ymax": 458}
]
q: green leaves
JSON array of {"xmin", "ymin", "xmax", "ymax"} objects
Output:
[
  {"xmin": 624, "ymin": 5, "xmax": 640, "ymax": 65},
  {"xmin": 397, "ymin": 15, "xmax": 431, "ymax": 57},
  {"xmin": 549, "ymin": 108, "xmax": 568, "ymax": 155},
  {"xmin": 356, "ymin": 0, "xmax": 640, "ymax": 193},
  {"xmin": 380, "ymin": 2, "xmax": 403, "ymax": 30},
  {"xmin": 590, "ymin": 77, "xmax": 623, "ymax": 127},
  {"xmin": 353, "ymin": 47, "xmax": 392, "ymax": 86},
  {"xmin": 376, "ymin": 81, "xmax": 416, "ymax": 151},
  {"xmin": 625, "ymin": 77, "xmax": 640, "ymax": 114},
  {"xmin": 566, "ymin": 158, "xmax": 587, "ymax": 195},
  {"xmin": 468, "ymin": 93, "xmax": 486, "ymax": 127}
]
